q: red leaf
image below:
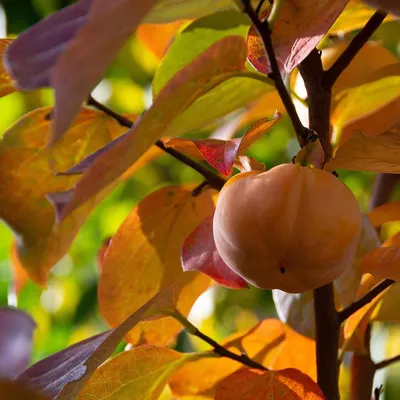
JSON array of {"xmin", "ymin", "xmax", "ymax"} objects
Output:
[
  {"xmin": 182, "ymin": 215, "xmax": 248, "ymax": 289},
  {"xmin": 215, "ymin": 368, "xmax": 325, "ymax": 400},
  {"xmin": 165, "ymin": 116, "xmax": 280, "ymax": 176}
]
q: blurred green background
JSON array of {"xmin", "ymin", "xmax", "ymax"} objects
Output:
[{"xmin": 1, "ymin": 1, "xmax": 400, "ymax": 399}]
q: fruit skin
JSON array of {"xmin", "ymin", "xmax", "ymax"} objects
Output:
[{"xmin": 213, "ymin": 164, "xmax": 362, "ymax": 293}]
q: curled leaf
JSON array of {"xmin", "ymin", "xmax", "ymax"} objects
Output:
[{"xmin": 182, "ymin": 215, "xmax": 248, "ymax": 289}]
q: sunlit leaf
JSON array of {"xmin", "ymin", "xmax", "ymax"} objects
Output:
[
  {"xmin": 326, "ymin": 125, "xmax": 400, "ymax": 174},
  {"xmin": 0, "ymin": 380, "xmax": 49, "ymax": 400},
  {"xmin": 247, "ymin": 0, "xmax": 347, "ymax": 76},
  {"xmin": 182, "ymin": 215, "xmax": 248, "ymax": 289},
  {"xmin": 361, "ymin": 0, "xmax": 400, "ymax": 16},
  {"xmin": 0, "ymin": 308, "xmax": 35, "ymax": 379},
  {"xmin": 170, "ymin": 319, "xmax": 316, "ymax": 397},
  {"xmin": 332, "ymin": 63, "xmax": 400, "ymax": 145},
  {"xmin": 57, "ymin": 36, "xmax": 253, "ymax": 219},
  {"xmin": 0, "ymin": 107, "xmax": 141, "ymax": 284},
  {"xmin": 343, "ymin": 274, "xmax": 391, "ymax": 354},
  {"xmin": 136, "ymin": 20, "xmax": 188, "ymax": 60},
  {"xmin": 10, "ymin": 241, "xmax": 29, "ymax": 295},
  {"xmin": 165, "ymin": 116, "xmax": 280, "ymax": 176},
  {"xmin": 18, "ymin": 289, "xmax": 173, "ymax": 399},
  {"xmin": 329, "ymin": 0, "xmax": 396, "ymax": 34},
  {"xmin": 368, "ymin": 200, "xmax": 400, "ymax": 227},
  {"xmin": 77, "ymin": 346, "xmax": 209, "ymax": 400},
  {"xmin": 99, "ymin": 186, "xmax": 215, "ymax": 345},
  {"xmin": 215, "ymin": 368, "xmax": 325, "ymax": 400},
  {"xmin": 0, "ymin": 39, "xmax": 15, "ymax": 98},
  {"xmin": 361, "ymin": 246, "xmax": 400, "ymax": 281}
]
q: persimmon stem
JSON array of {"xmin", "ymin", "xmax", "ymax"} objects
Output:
[
  {"xmin": 169, "ymin": 309, "xmax": 267, "ymax": 371},
  {"xmin": 241, "ymin": 0, "xmax": 310, "ymax": 148},
  {"xmin": 87, "ymin": 96, "xmax": 226, "ymax": 190},
  {"xmin": 375, "ymin": 354, "xmax": 400, "ymax": 370},
  {"xmin": 324, "ymin": 10, "xmax": 388, "ymax": 88},
  {"xmin": 338, "ymin": 279, "xmax": 395, "ymax": 323}
]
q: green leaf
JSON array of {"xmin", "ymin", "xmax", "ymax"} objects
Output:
[{"xmin": 153, "ymin": 10, "xmax": 251, "ymax": 95}]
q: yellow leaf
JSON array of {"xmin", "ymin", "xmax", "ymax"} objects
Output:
[
  {"xmin": 326, "ymin": 125, "xmax": 400, "ymax": 173},
  {"xmin": 368, "ymin": 200, "xmax": 400, "ymax": 227},
  {"xmin": 361, "ymin": 246, "xmax": 400, "ymax": 281},
  {"xmin": 99, "ymin": 186, "xmax": 215, "ymax": 345},
  {"xmin": 77, "ymin": 346, "xmax": 207, "ymax": 400}
]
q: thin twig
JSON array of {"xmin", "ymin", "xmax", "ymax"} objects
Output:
[
  {"xmin": 324, "ymin": 11, "xmax": 388, "ymax": 87},
  {"xmin": 338, "ymin": 279, "xmax": 395, "ymax": 323},
  {"xmin": 87, "ymin": 96, "xmax": 226, "ymax": 190},
  {"xmin": 375, "ymin": 354, "xmax": 400, "ymax": 371},
  {"xmin": 193, "ymin": 327, "xmax": 267, "ymax": 370},
  {"xmin": 242, "ymin": 0, "xmax": 310, "ymax": 148}
]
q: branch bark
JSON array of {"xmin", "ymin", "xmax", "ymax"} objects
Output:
[
  {"xmin": 87, "ymin": 96, "xmax": 226, "ymax": 191},
  {"xmin": 375, "ymin": 354, "xmax": 400, "ymax": 370}
]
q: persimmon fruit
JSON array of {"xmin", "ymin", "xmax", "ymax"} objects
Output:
[{"xmin": 213, "ymin": 164, "xmax": 362, "ymax": 293}]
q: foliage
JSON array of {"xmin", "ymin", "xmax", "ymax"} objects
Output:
[{"xmin": 0, "ymin": 0, "xmax": 400, "ymax": 400}]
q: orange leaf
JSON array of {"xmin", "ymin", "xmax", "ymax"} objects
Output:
[
  {"xmin": 343, "ymin": 274, "xmax": 391, "ymax": 353},
  {"xmin": 0, "ymin": 107, "xmax": 147, "ymax": 285},
  {"xmin": 98, "ymin": 186, "xmax": 216, "ymax": 345},
  {"xmin": 136, "ymin": 21, "xmax": 188, "ymax": 59},
  {"xmin": 165, "ymin": 116, "xmax": 280, "ymax": 176},
  {"xmin": 326, "ymin": 125, "xmax": 400, "ymax": 174},
  {"xmin": 215, "ymin": 368, "xmax": 325, "ymax": 400},
  {"xmin": 170, "ymin": 319, "xmax": 316, "ymax": 398},
  {"xmin": 0, "ymin": 39, "xmax": 15, "ymax": 98},
  {"xmin": 247, "ymin": 1, "xmax": 347, "ymax": 76},
  {"xmin": 77, "ymin": 345, "xmax": 206, "ymax": 400},
  {"xmin": 368, "ymin": 201, "xmax": 400, "ymax": 227},
  {"xmin": 361, "ymin": 246, "xmax": 400, "ymax": 281},
  {"xmin": 58, "ymin": 36, "xmax": 249, "ymax": 219},
  {"xmin": 51, "ymin": 0, "xmax": 156, "ymax": 144}
]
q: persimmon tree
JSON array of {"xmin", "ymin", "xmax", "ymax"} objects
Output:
[{"xmin": 0, "ymin": 0, "xmax": 400, "ymax": 399}]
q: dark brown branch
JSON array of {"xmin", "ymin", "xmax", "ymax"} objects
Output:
[
  {"xmin": 324, "ymin": 11, "xmax": 388, "ymax": 87},
  {"xmin": 298, "ymin": 49, "xmax": 332, "ymax": 161},
  {"xmin": 339, "ymin": 279, "xmax": 395, "ymax": 323},
  {"xmin": 87, "ymin": 96, "xmax": 226, "ymax": 191},
  {"xmin": 193, "ymin": 327, "xmax": 267, "ymax": 370},
  {"xmin": 370, "ymin": 173, "xmax": 400, "ymax": 210},
  {"xmin": 313, "ymin": 284, "xmax": 340, "ymax": 400},
  {"xmin": 242, "ymin": 1, "xmax": 310, "ymax": 148},
  {"xmin": 375, "ymin": 354, "xmax": 400, "ymax": 370}
]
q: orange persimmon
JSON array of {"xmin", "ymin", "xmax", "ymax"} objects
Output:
[{"xmin": 213, "ymin": 164, "xmax": 362, "ymax": 293}]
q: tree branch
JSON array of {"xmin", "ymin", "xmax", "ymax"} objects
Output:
[
  {"xmin": 324, "ymin": 11, "xmax": 388, "ymax": 87},
  {"xmin": 170, "ymin": 309, "xmax": 267, "ymax": 371},
  {"xmin": 338, "ymin": 279, "xmax": 395, "ymax": 323},
  {"xmin": 375, "ymin": 354, "xmax": 400, "ymax": 370},
  {"xmin": 87, "ymin": 96, "xmax": 226, "ymax": 191},
  {"xmin": 242, "ymin": 1, "xmax": 310, "ymax": 148}
]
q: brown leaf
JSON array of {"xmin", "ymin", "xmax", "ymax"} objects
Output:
[
  {"xmin": 215, "ymin": 368, "xmax": 325, "ymax": 400},
  {"xmin": 0, "ymin": 380, "xmax": 49, "ymax": 400},
  {"xmin": 247, "ymin": 1, "xmax": 347, "ymax": 76},
  {"xmin": 51, "ymin": 0, "xmax": 157, "ymax": 144},
  {"xmin": 368, "ymin": 200, "xmax": 400, "ymax": 227},
  {"xmin": 361, "ymin": 246, "xmax": 400, "ymax": 282},
  {"xmin": 0, "ymin": 107, "xmax": 140, "ymax": 284},
  {"xmin": 0, "ymin": 39, "xmax": 15, "ymax": 98},
  {"xmin": 98, "ymin": 186, "xmax": 215, "ymax": 345},
  {"xmin": 58, "ymin": 36, "xmax": 249, "ymax": 219}
]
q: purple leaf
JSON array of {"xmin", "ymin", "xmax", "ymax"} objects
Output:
[
  {"xmin": 46, "ymin": 190, "xmax": 74, "ymax": 222},
  {"xmin": 182, "ymin": 216, "xmax": 248, "ymax": 289},
  {"xmin": 4, "ymin": 0, "xmax": 92, "ymax": 90},
  {"xmin": 0, "ymin": 308, "xmax": 36, "ymax": 379}
]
